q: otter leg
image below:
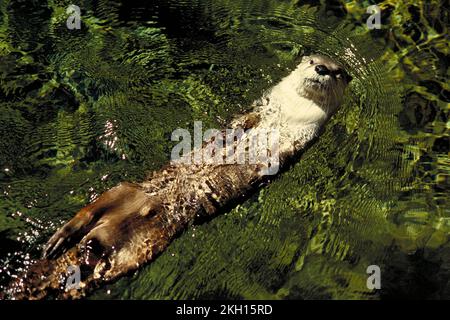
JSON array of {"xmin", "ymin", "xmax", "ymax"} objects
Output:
[{"xmin": 42, "ymin": 182, "xmax": 143, "ymax": 258}]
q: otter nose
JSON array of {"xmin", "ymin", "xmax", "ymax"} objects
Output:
[{"xmin": 315, "ymin": 65, "xmax": 330, "ymax": 76}]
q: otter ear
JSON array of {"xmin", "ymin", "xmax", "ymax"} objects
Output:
[{"xmin": 300, "ymin": 55, "xmax": 311, "ymax": 63}]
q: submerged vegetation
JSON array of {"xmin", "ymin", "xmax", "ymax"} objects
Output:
[{"xmin": 0, "ymin": 0, "xmax": 448, "ymax": 299}]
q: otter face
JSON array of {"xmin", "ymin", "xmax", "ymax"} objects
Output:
[{"xmin": 296, "ymin": 54, "xmax": 352, "ymax": 111}]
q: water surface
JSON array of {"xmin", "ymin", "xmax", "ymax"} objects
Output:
[{"xmin": 0, "ymin": 0, "xmax": 448, "ymax": 299}]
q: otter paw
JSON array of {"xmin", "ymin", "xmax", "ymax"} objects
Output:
[
  {"xmin": 43, "ymin": 183, "xmax": 155, "ymax": 260},
  {"xmin": 42, "ymin": 219, "xmax": 85, "ymax": 258}
]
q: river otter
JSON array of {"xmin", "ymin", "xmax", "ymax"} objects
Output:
[{"xmin": 6, "ymin": 54, "xmax": 351, "ymax": 299}]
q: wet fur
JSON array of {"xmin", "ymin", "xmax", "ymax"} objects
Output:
[{"xmin": 5, "ymin": 55, "xmax": 350, "ymax": 299}]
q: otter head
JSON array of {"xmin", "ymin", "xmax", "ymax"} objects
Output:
[{"xmin": 295, "ymin": 54, "xmax": 352, "ymax": 114}]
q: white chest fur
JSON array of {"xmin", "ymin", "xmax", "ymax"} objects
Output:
[{"xmin": 255, "ymin": 69, "xmax": 328, "ymax": 152}]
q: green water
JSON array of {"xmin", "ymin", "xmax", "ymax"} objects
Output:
[{"xmin": 0, "ymin": 0, "xmax": 448, "ymax": 299}]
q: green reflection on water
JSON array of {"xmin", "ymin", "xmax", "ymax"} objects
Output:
[{"xmin": 0, "ymin": 0, "xmax": 448, "ymax": 299}]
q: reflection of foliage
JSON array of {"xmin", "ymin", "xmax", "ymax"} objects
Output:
[{"xmin": 0, "ymin": 0, "xmax": 448, "ymax": 299}]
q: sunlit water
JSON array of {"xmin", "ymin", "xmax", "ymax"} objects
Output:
[{"xmin": 0, "ymin": 0, "xmax": 448, "ymax": 299}]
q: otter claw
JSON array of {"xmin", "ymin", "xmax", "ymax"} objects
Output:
[{"xmin": 42, "ymin": 234, "xmax": 65, "ymax": 258}]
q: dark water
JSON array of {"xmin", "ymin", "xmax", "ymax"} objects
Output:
[{"xmin": 0, "ymin": 0, "xmax": 448, "ymax": 299}]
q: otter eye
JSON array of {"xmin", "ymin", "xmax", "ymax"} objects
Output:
[{"xmin": 310, "ymin": 60, "xmax": 314, "ymax": 65}]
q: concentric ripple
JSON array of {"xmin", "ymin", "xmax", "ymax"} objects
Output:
[{"xmin": 0, "ymin": 0, "xmax": 448, "ymax": 299}]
